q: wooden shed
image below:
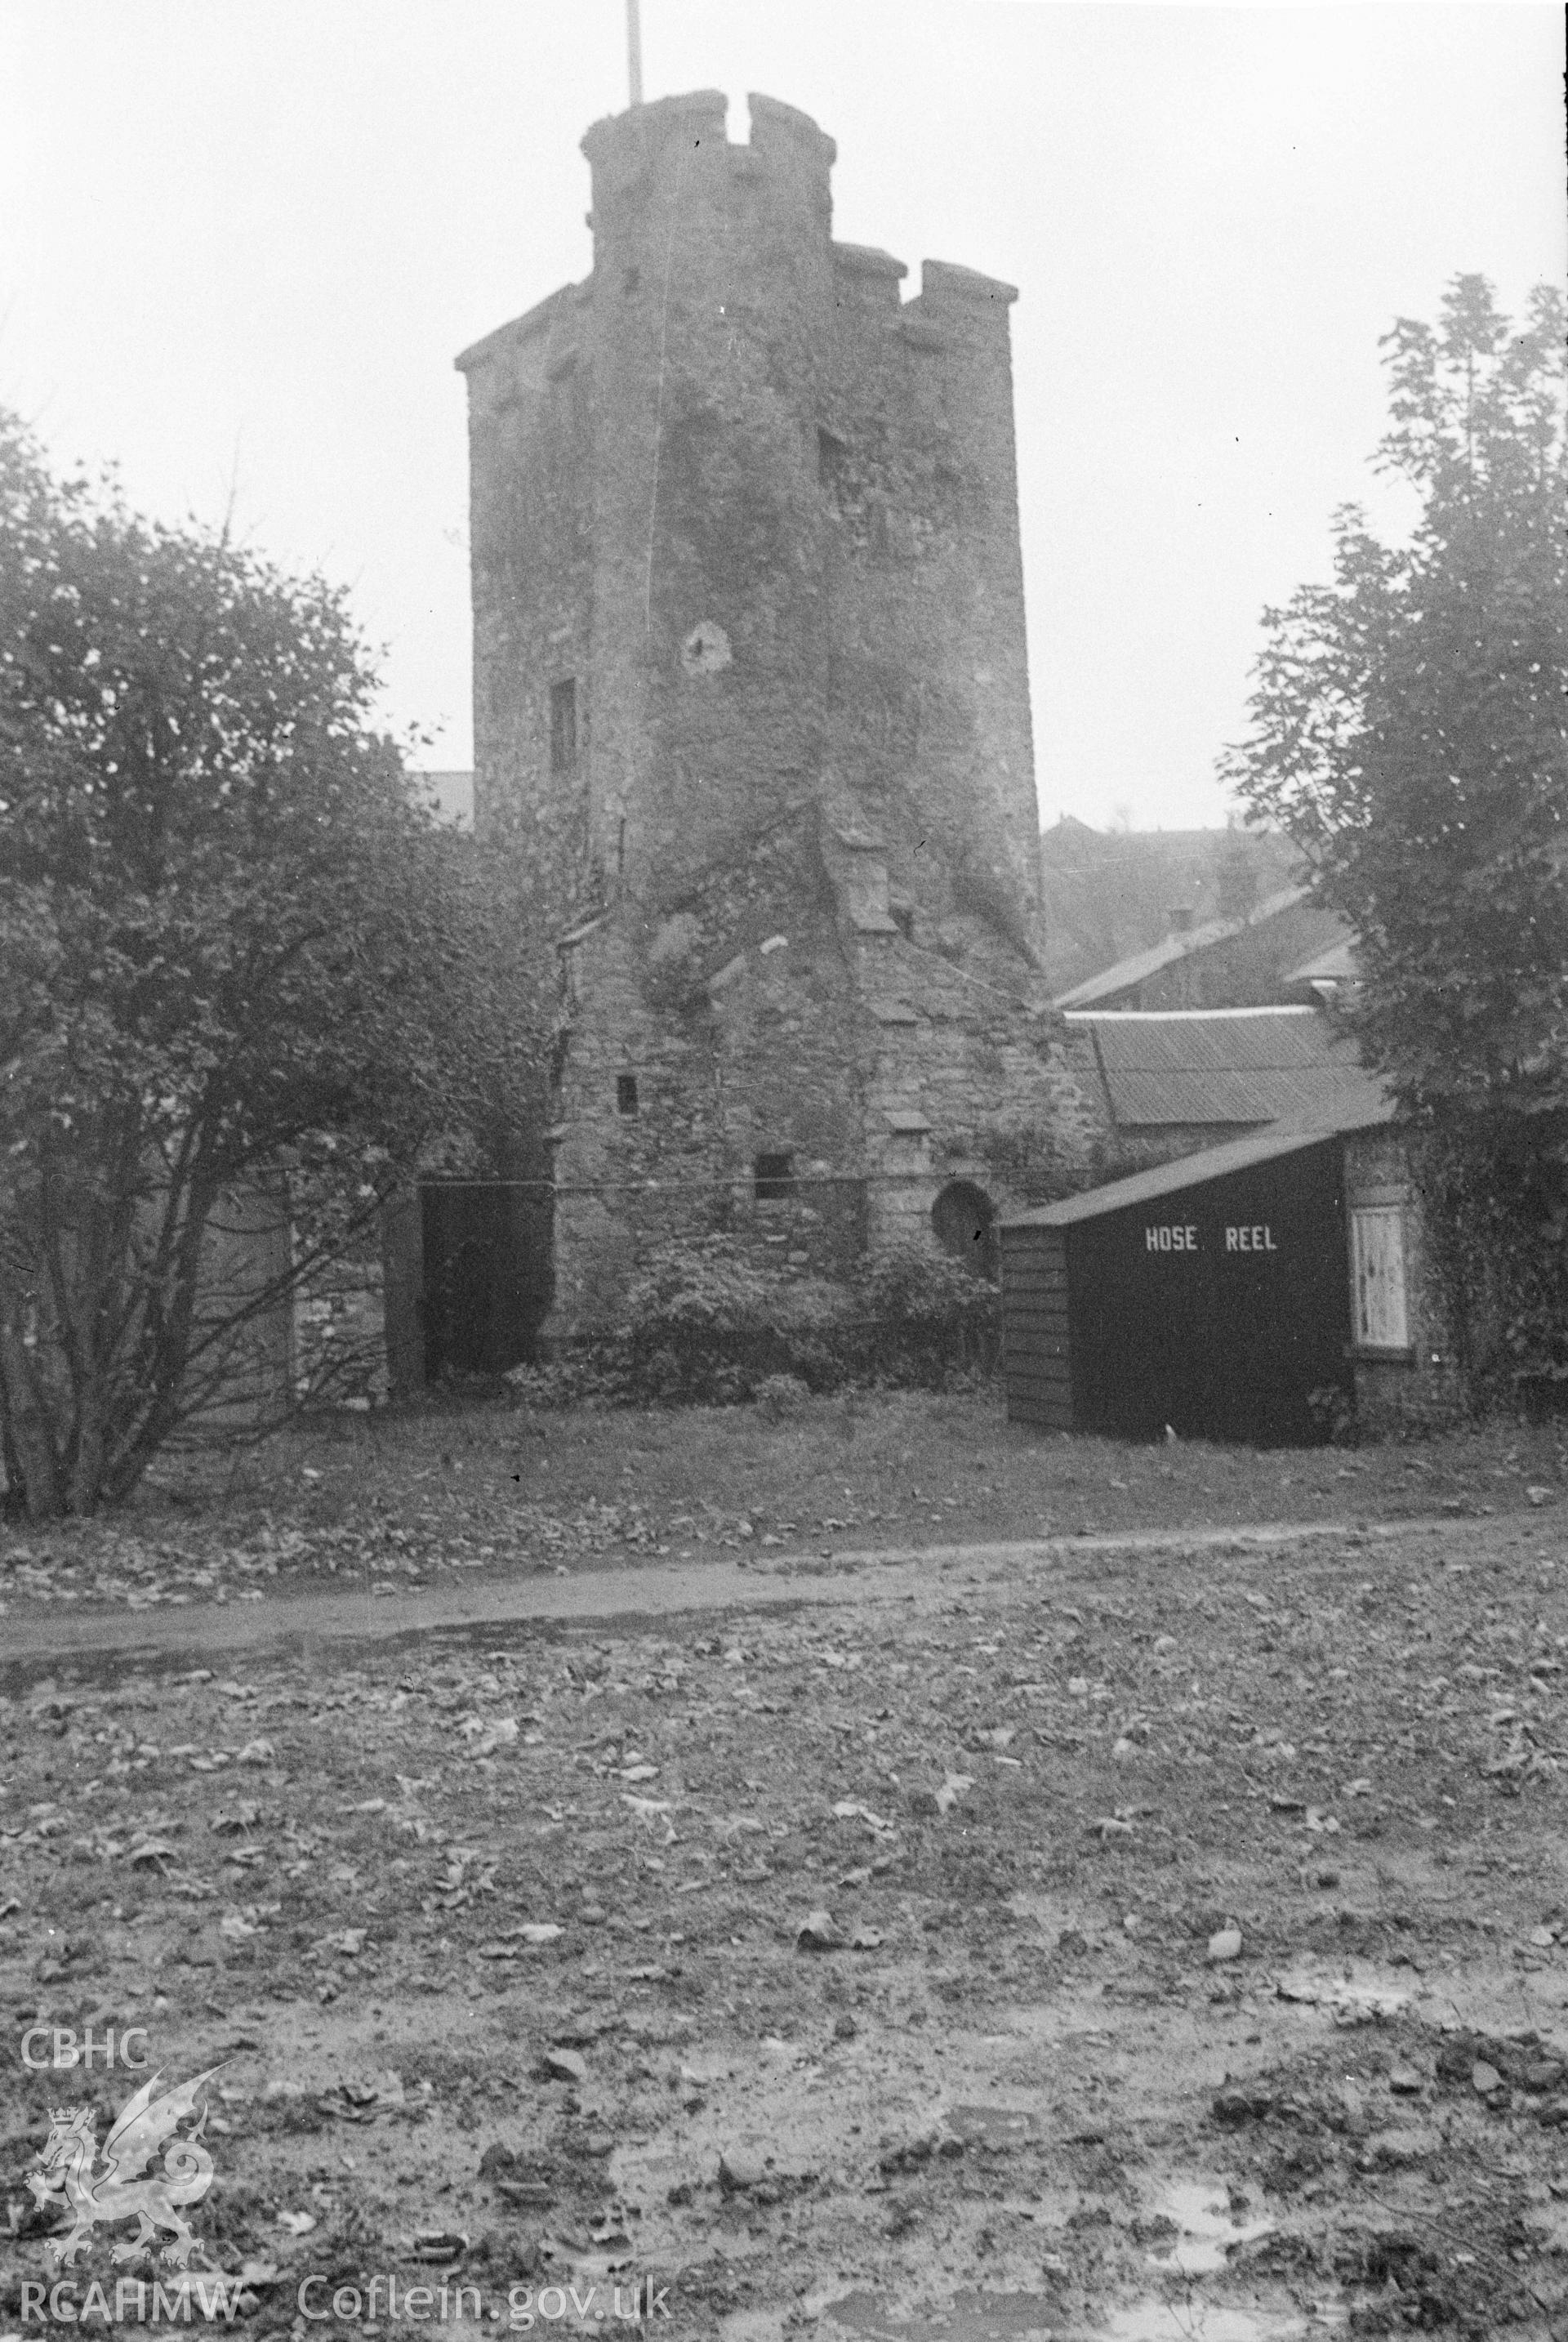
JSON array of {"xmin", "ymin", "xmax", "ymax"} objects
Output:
[{"xmin": 1001, "ymin": 1113, "xmax": 1400, "ymax": 1446}]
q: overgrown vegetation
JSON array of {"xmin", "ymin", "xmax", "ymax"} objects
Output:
[
  {"xmin": 1225, "ymin": 277, "xmax": 1567, "ymax": 1400},
  {"xmin": 1419, "ymin": 1115, "xmax": 1568, "ymax": 1409},
  {"xmin": 504, "ymin": 1234, "xmax": 998, "ymax": 1409}
]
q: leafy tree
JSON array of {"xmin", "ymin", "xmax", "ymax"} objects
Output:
[
  {"xmin": 1224, "ymin": 275, "xmax": 1565, "ymax": 1106},
  {"xmin": 0, "ymin": 414, "xmax": 538, "ymax": 1516},
  {"xmin": 1223, "ymin": 276, "xmax": 1567, "ymax": 1389}
]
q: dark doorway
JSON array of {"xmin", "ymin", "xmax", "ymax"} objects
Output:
[
  {"xmin": 421, "ymin": 1184, "xmax": 554, "ymax": 1378},
  {"xmin": 933, "ymin": 1180, "xmax": 997, "ymax": 1280}
]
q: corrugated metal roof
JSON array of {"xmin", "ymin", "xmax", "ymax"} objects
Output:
[
  {"xmin": 1052, "ymin": 885, "xmax": 1308, "ymax": 1008},
  {"xmin": 1071, "ymin": 1006, "xmax": 1383, "ymax": 1128},
  {"xmin": 1000, "ymin": 1090, "xmax": 1397, "ymax": 1229},
  {"xmin": 1083, "ymin": 1004, "xmax": 1317, "ymax": 1061},
  {"xmin": 1101, "ymin": 1065, "xmax": 1384, "ymax": 1126}
]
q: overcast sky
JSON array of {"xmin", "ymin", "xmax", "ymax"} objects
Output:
[{"xmin": 2, "ymin": 2, "xmax": 1561, "ymax": 832}]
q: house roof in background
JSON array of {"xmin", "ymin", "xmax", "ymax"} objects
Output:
[
  {"xmin": 1285, "ymin": 934, "xmax": 1362, "ymax": 985},
  {"xmin": 1036, "ymin": 822, "xmax": 1306, "ymax": 1001},
  {"xmin": 1070, "ymin": 1005, "xmax": 1388, "ymax": 1129},
  {"xmin": 1051, "ymin": 884, "xmax": 1308, "ymax": 1008},
  {"xmin": 1001, "ymin": 1087, "xmax": 1398, "ymax": 1229}
]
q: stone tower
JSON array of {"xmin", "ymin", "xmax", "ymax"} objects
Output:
[{"xmin": 457, "ymin": 91, "xmax": 1102, "ymax": 1336}]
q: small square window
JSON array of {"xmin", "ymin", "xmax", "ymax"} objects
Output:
[
  {"xmin": 616, "ymin": 1074, "xmax": 639, "ymax": 1117},
  {"xmin": 550, "ymin": 678, "xmax": 577, "ymax": 774},
  {"xmin": 754, "ymin": 1151, "xmax": 795, "ymax": 1201}
]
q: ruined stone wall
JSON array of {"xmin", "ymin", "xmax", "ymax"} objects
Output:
[
  {"xmin": 460, "ymin": 91, "xmax": 1107, "ymax": 1339},
  {"xmin": 549, "ymin": 810, "xmax": 869, "ymax": 1327},
  {"xmin": 849, "ymin": 935, "xmax": 1100, "ymax": 1247},
  {"xmin": 542, "ymin": 809, "xmax": 1102, "ymax": 1327}
]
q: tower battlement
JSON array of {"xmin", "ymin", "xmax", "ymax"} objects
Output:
[
  {"xmin": 570, "ymin": 95, "xmax": 1013, "ymax": 363},
  {"xmin": 581, "ymin": 89, "xmax": 835, "ymax": 208}
]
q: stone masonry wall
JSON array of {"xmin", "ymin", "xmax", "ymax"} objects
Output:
[
  {"xmin": 822, "ymin": 251, "xmax": 1039, "ymax": 949},
  {"xmin": 577, "ymin": 91, "xmax": 835, "ymax": 905},
  {"xmin": 460, "ymin": 92, "xmax": 1106, "ymax": 1338},
  {"xmin": 462, "ymin": 287, "xmax": 595, "ymax": 875},
  {"xmin": 547, "ymin": 801, "xmax": 1101, "ymax": 1329}
]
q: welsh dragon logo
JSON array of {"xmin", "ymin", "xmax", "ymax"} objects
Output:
[{"xmin": 27, "ymin": 2068, "xmax": 221, "ymax": 2268}]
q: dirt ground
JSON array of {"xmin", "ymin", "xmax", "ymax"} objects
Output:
[
  {"xmin": 1, "ymin": 1393, "xmax": 1563, "ymax": 1614},
  {"xmin": 2, "ymin": 1409, "xmax": 1568, "ymax": 2342}
]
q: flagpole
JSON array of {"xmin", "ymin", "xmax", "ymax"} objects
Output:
[{"xmin": 626, "ymin": 0, "xmax": 644, "ymax": 107}]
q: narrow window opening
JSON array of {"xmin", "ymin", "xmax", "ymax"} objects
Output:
[
  {"xmin": 890, "ymin": 903, "xmax": 915, "ymax": 941},
  {"xmin": 622, "ymin": 265, "xmax": 641, "ymax": 296},
  {"xmin": 617, "ymin": 1074, "xmax": 639, "ymax": 1118},
  {"xmin": 550, "ymin": 678, "xmax": 578, "ymax": 774},
  {"xmin": 754, "ymin": 1151, "xmax": 795, "ymax": 1201}
]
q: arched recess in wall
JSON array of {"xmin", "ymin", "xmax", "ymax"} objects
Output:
[{"xmin": 931, "ymin": 1180, "xmax": 997, "ymax": 1282}]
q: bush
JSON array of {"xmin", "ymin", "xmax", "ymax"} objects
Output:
[
  {"xmin": 754, "ymin": 1372, "xmax": 812, "ymax": 1421},
  {"xmin": 856, "ymin": 1240, "xmax": 995, "ymax": 1329},
  {"xmin": 617, "ymin": 1236, "xmax": 853, "ymax": 1401},
  {"xmin": 854, "ymin": 1240, "xmax": 999, "ymax": 1381},
  {"xmin": 622, "ymin": 1238, "xmax": 781, "ymax": 1338},
  {"xmin": 508, "ymin": 1233, "xmax": 998, "ymax": 1409},
  {"xmin": 623, "ymin": 1237, "xmax": 851, "ymax": 1341}
]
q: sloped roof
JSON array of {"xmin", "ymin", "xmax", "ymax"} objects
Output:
[
  {"xmin": 1052, "ymin": 883, "xmax": 1309, "ymax": 1009},
  {"xmin": 1001, "ymin": 1088, "xmax": 1398, "ymax": 1229},
  {"xmin": 1285, "ymin": 934, "xmax": 1361, "ymax": 986},
  {"xmin": 1071, "ymin": 1006, "xmax": 1386, "ymax": 1129}
]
